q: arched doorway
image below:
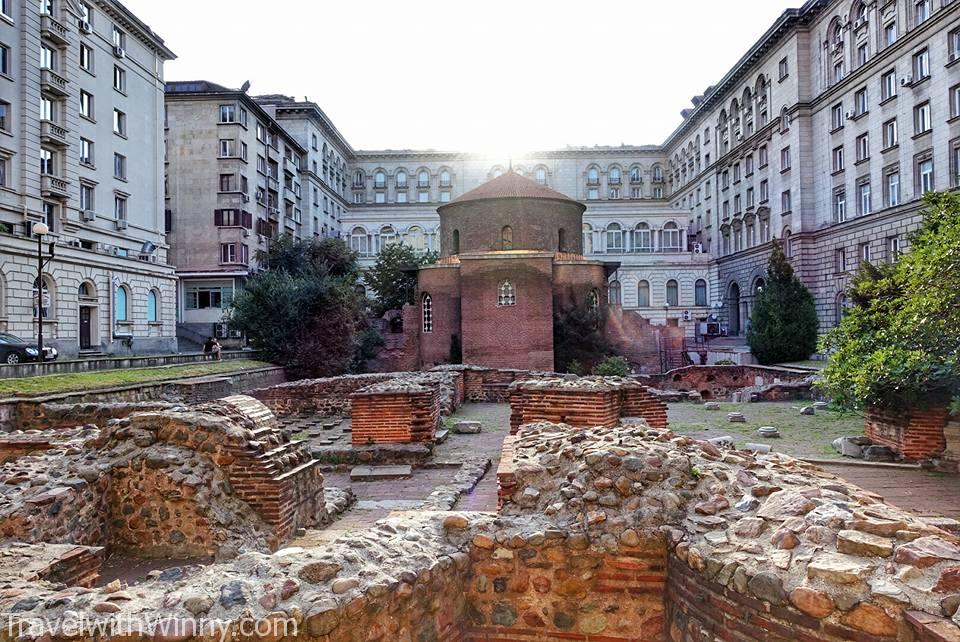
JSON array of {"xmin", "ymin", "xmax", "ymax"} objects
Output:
[
  {"xmin": 728, "ymin": 282, "xmax": 741, "ymax": 336},
  {"xmin": 77, "ymin": 281, "xmax": 99, "ymax": 351}
]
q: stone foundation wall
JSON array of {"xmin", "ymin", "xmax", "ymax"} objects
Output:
[
  {"xmin": 865, "ymin": 404, "xmax": 950, "ymax": 461},
  {"xmin": 0, "ymin": 396, "xmax": 322, "ymax": 557},
  {"xmin": 640, "ymin": 365, "xmax": 812, "ymax": 400},
  {"xmin": 108, "ymin": 457, "xmax": 217, "ymax": 558},
  {"xmin": 249, "ymin": 373, "xmax": 397, "ymax": 417},
  {"xmin": 508, "ymin": 377, "xmax": 669, "ymax": 432},
  {"xmin": 351, "ymin": 382, "xmax": 439, "ymax": 445},
  {"xmin": 0, "ymin": 467, "xmax": 111, "ymax": 546},
  {"xmin": 465, "ymin": 531, "xmax": 667, "ymax": 641},
  {"xmin": 2, "ymin": 367, "xmax": 287, "ymax": 431},
  {"xmin": 14, "ymin": 401, "xmax": 175, "ymax": 432}
]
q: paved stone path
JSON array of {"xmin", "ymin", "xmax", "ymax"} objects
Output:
[{"xmin": 819, "ymin": 463, "xmax": 960, "ymax": 520}]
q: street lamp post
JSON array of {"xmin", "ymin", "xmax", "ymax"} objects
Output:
[{"xmin": 32, "ymin": 223, "xmax": 55, "ymax": 364}]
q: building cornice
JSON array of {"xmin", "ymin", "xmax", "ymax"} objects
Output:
[
  {"xmin": 94, "ymin": 0, "xmax": 176, "ymax": 60},
  {"xmin": 164, "ymin": 87, "xmax": 306, "ymax": 155},
  {"xmin": 662, "ymin": 0, "xmax": 829, "ymax": 149}
]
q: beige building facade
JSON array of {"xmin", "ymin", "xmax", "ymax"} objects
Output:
[
  {"xmin": 0, "ymin": 0, "xmax": 176, "ymax": 358},
  {"xmin": 163, "ymin": 0, "xmax": 960, "ymax": 347}
]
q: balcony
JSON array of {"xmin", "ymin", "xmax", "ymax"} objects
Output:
[
  {"xmin": 586, "ymin": 178, "xmax": 600, "ymax": 186},
  {"xmin": 41, "ymin": 14, "xmax": 70, "ymax": 45},
  {"xmin": 41, "ymin": 175, "xmax": 70, "ymax": 199},
  {"xmin": 40, "ymin": 120, "xmax": 69, "ymax": 147},
  {"xmin": 417, "ymin": 181, "xmax": 430, "ymax": 189},
  {"xmin": 40, "ymin": 68, "xmax": 70, "ymax": 97}
]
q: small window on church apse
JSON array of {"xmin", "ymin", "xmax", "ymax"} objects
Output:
[
  {"xmin": 501, "ymin": 225, "xmax": 513, "ymax": 250},
  {"xmin": 497, "ymin": 280, "xmax": 516, "ymax": 306}
]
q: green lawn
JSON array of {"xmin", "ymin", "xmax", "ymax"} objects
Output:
[
  {"xmin": 668, "ymin": 400, "xmax": 865, "ymax": 460},
  {"xmin": 0, "ymin": 359, "xmax": 274, "ymax": 397}
]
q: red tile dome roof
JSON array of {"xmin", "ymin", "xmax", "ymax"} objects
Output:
[{"xmin": 442, "ymin": 170, "xmax": 581, "ymax": 208}]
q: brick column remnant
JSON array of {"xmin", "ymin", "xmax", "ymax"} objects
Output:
[
  {"xmin": 508, "ymin": 376, "xmax": 668, "ymax": 433},
  {"xmin": 350, "ymin": 380, "xmax": 440, "ymax": 445}
]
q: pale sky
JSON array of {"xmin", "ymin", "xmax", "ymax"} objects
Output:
[{"xmin": 124, "ymin": 0, "xmax": 797, "ymax": 153}]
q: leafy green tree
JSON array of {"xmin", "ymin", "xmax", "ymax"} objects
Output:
[
  {"xmin": 593, "ymin": 356, "xmax": 630, "ymax": 377},
  {"xmin": 364, "ymin": 243, "xmax": 438, "ymax": 316},
  {"xmin": 820, "ymin": 192, "xmax": 960, "ymax": 410},
  {"xmin": 554, "ymin": 297, "xmax": 612, "ymax": 373},
  {"xmin": 229, "ymin": 236, "xmax": 365, "ymax": 377},
  {"xmin": 746, "ymin": 239, "xmax": 819, "ymax": 364}
]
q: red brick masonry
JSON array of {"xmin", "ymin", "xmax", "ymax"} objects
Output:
[
  {"xmin": 865, "ymin": 404, "xmax": 950, "ymax": 461},
  {"xmin": 351, "ymin": 382, "xmax": 440, "ymax": 445},
  {"xmin": 509, "ymin": 378, "xmax": 668, "ymax": 433}
]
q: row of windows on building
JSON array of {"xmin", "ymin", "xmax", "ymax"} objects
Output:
[
  {"xmin": 824, "ymin": 1, "xmax": 957, "ymax": 88},
  {"xmin": 582, "ymin": 222, "xmax": 685, "ymax": 253},
  {"xmin": 349, "ymin": 225, "xmax": 433, "ymax": 256},
  {"xmin": 608, "ymin": 278, "xmax": 709, "ymax": 308},
  {"xmin": 22, "ymin": 277, "xmax": 162, "ymax": 323}
]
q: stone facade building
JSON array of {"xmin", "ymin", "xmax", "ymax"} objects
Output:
[
  {"xmin": 162, "ymin": 0, "xmax": 960, "ymax": 349},
  {"xmin": 0, "ymin": 0, "xmax": 176, "ymax": 358}
]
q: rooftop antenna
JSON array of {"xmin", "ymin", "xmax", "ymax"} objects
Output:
[{"xmin": 240, "ymin": 80, "xmax": 251, "ymax": 93}]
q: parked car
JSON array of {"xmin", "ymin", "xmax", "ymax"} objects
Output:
[{"xmin": 0, "ymin": 333, "xmax": 58, "ymax": 364}]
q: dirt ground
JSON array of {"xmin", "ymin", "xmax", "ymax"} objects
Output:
[{"xmin": 667, "ymin": 401, "xmax": 865, "ymax": 460}]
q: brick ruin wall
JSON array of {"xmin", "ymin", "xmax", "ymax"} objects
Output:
[
  {"xmin": 865, "ymin": 404, "xmax": 951, "ymax": 461},
  {"xmin": 640, "ymin": 364, "xmax": 814, "ymax": 401},
  {"xmin": 508, "ymin": 377, "xmax": 669, "ymax": 432},
  {"xmin": 351, "ymin": 383, "xmax": 440, "ymax": 446},
  {"xmin": 249, "ymin": 373, "xmax": 398, "ymax": 417},
  {"xmin": 4, "ymin": 418, "xmax": 960, "ymax": 641},
  {"xmin": 0, "ymin": 395, "xmax": 324, "ymax": 560}
]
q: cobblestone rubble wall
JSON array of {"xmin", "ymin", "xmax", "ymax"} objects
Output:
[
  {"xmin": 499, "ymin": 421, "xmax": 960, "ymax": 641},
  {"xmin": 508, "ymin": 377, "xmax": 668, "ymax": 432},
  {"xmin": 639, "ymin": 365, "xmax": 813, "ymax": 400},
  {"xmin": 249, "ymin": 371, "xmax": 464, "ymax": 419},
  {"xmin": 0, "ymin": 396, "xmax": 322, "ymax": 558},
  {"xmin": 865, "ymin": 404, "xmax": 951, "ymax": 461},
  {"xmin": 2, "ymin": 421, "xmax": 960, "ymax": 641},
  {"xmin": 13, "ymin": 402, "xmax": 176, "ymax": 432},
  {"xmin": 429, "ymin": 365, "xmax": 559, "ymax": 403}
]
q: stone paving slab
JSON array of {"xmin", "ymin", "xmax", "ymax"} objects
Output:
[
  {"xmin": 350, "ymin": 465, "xmax": 412, "ymax": 481},
  {"xmin": 819, "ymin": 463, "xmax": 960, "ymax": 520}
]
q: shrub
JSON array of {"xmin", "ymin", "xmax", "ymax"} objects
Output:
[
  {"xmin": 554, "ymin": 296, "xmax": 611, "ymax": 373},
  {"xmin": 713, "ymin": 359, "xmax": 736, "ymax": 366},
  {"xmin": 593, "ymin": 356, "xmax": 630, "ymax": 377},
  {"xmin": 746, "ymin": 239, "xmax": 819, "ymax": 364},
  {"xmin": 229, "ymin": 236, "xmax": 365, "ymax": 377},
  {"xmin": 566, "ymin": 359, "xmax": 583, "ymax": 376},
  {"xmin": 819, "ymin": 192, "xmax": 960, "ymax": 410}
]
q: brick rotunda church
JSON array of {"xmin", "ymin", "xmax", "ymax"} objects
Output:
[{"xmin": 407, "ymin": 170, "xmax": 620, "ymax": 371}]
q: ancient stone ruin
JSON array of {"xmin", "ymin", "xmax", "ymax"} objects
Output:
[
  {"xmin": 0, "ymin": 395, "xmax": 324, "ymax": 559},
  {"xmin": 0, "ymin": 369, "xmax": 958, "ymax": 642}
]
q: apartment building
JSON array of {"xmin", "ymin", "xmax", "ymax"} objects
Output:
[
  {"xmin": 164, "ymin": 82, "xmax": 311, "ymax": 342},
  {"xmin": 665, "ymin": 0, "xmax": 960, "ymax": 332},
  {"xmin": 163, "ymin": 0, "xmax": 960, "ymax": 344},
  {"xmin": 0, "ymin": 0, "xmax": 176, "ymax": 358}
]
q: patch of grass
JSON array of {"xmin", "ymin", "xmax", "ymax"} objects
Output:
[
  {"xmin": 668, "ymin": 400, "xmax": 864, "ymax": 460},
  {"xmin": 0, "ymin": 359, "xmax": 274, "ymax": 397}
]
